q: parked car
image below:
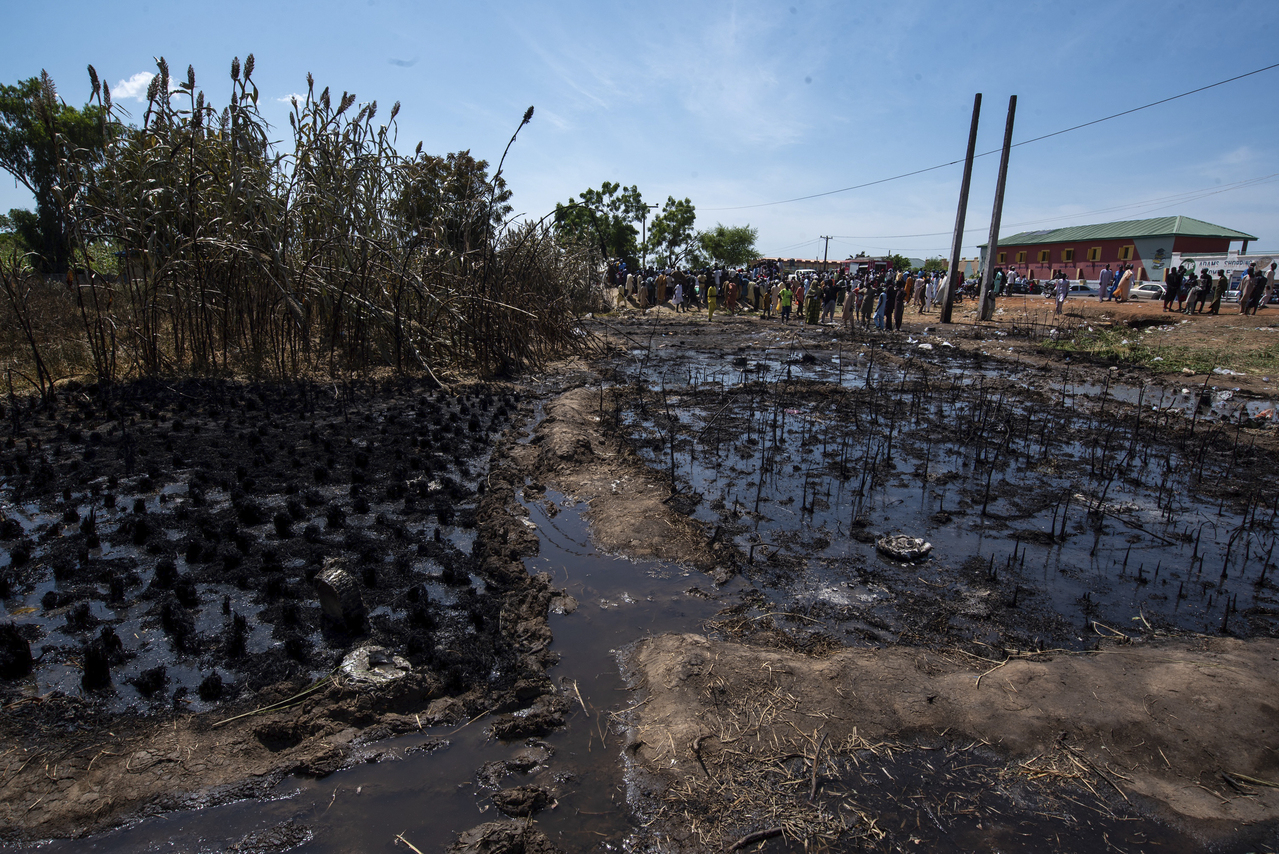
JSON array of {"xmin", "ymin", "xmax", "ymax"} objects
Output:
[
  {"xmin": 1047, "ymin": 283, "xmax": 1098, "ymax": 297},
  {"xmin": 1133, "ymin": 283, "xmax": 1164, "ymax": 300}
]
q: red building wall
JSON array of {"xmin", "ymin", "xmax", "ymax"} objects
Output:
[{"xmin": 993, "ymin": 235, "xmax": 1234, "ymax": 280}]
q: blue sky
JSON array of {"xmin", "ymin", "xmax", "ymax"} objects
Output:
[{"xmin": 3, "ymin": 0, "xmax": 1276, "ymax": 262}]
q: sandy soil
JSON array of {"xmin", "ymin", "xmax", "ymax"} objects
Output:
[{"xmin": 624, "ymin": 632, "xmax": 1279, "ymax": 849}]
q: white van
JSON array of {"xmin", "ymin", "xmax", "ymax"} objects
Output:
[{"xmin": 790, "ymin": 268, "xmax": 818, "ymax": 281}]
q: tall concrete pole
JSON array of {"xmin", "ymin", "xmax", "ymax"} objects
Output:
[
  {"xmin": 978, "ymin": 95, "xmax": 1018, "ymax": 321},
  {"xmin": 941, "ymin": 93, "xmax": 982, "ymax": 324},
  {"xmin": 820, "ymin": 235, "xmax": 832, "ymax": 273}
]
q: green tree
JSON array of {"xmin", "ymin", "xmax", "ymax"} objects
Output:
[
  {"xmin": 397, "ymin": 149, "xmax": 512, "ymax": 253},
  {"xmin": 553, "ymin": 181, "xmax": 645, "ymax": 263},
  {"xmin": 0, "ymin": 73, "xmax": 106, "ymax": 272},
  {"xmin": 645, "ymin": 196, "xmax": 696, "ymax": 268},
  {"xmin": 698, "ymin": 224, "xmax": 758, "ymax": 268},
  {"xmin": 886, "ymin": 253, "xmax": 911, "ymax": 272},
  {"xmin": 922, "ymin": 257, "xmax": 948, "ymax": 273}
]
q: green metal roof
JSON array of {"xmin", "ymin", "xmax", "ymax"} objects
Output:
[{"xmin": 981, "ymin": 216, "xmax": 1256, "ymax": 248}]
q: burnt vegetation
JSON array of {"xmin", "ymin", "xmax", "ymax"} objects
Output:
[{"xmin": 0, "ymin": 377, "xmax": 541, "ymax": 714}]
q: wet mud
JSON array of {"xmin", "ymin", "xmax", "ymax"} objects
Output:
[
  {"xmin": 3, "ymin": 309, "xmax": 1279, "ymax": 852},
  {"xmin": 0, "ymin": 377, "xmax": 562, "ymax": 844}
]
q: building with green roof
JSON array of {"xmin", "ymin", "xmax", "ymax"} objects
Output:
[{"xmin": 979, "ymin": 215, "xmax": 1257, "ymax": 282}]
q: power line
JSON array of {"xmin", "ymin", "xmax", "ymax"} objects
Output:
[
  {"xmin": 705, "ymin": 61, "xmax": 1279, "ymax": 212},
  {"xmin": 820, "ymin": 173, "xmax": 1279, "ymax": 241}
]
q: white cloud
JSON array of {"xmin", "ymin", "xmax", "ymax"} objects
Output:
[
  {"xmin": 277, "ymin": 93, "xmax": 307, "ymax": 105},
  {"xmin": 113, "ymin": 72, "xmax": 155, "ymax": 102}
]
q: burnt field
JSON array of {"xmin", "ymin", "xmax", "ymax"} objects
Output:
[
  {"xmin": 597, "ymin": 312, "xmax": 1279, "ymax": 653},
  {"xmin": 0, "ymin": 378, "xmax": 524, "ymax": 708},
  {"xmin": 2, "ymin": 309, "xmax": 1279, "ymax": 852},
  {"xmin": 0, "ymin": 376, "xmax": 576, "ymax": 844},
  {"xmin": 587, "ymin": 312, "xmax": 1279, "ymax": 852}
]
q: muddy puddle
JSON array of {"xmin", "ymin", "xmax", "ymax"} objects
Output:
[
  {"xmin": 608, "ymin": 332, "xmax": 1279, "ymax": 650},
  {"xmin": 27, "ymin": 488, "xmax": 733, "ymax": 853}
]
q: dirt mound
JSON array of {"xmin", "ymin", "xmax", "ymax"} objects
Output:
[
  {"xmin": 623, "ymin": 632, "xmax": 1279, "ymax": 849},
  {"xmin": 509, "ymin": 386, "xmax": 731, "ymax": 581}
]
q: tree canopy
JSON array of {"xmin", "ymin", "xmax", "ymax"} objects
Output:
[
  {"xmin": 698, "ymin": 224, "xmax": 758, "ymax": 268},
  {"xmin": 645, "ymin": 196, "xmax": 696, "ymax": 268},
  {"xmin": 0, "ymin": 73, "xmax": 106, "ymax": 272},
  {"xmin": 396, "ymin": 149, "xmax": 511, "ymax": 254},
  {"xmin": 553, "ymin": 181, "xmax": 646, "ymax": 264}
]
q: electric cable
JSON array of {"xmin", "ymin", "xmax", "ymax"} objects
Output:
[{"xmin": 706, "ymin": 61, "xmax": 1279, "ymax": 212}]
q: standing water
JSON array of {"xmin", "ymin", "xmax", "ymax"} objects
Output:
[{"xmin": 27, "ymin": 489, "xmax": 734, "ymax": 853}]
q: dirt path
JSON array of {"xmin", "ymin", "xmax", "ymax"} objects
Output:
[{"xmin": 623, "ymin": 633, "xmax": 1279, "ymax": 849}]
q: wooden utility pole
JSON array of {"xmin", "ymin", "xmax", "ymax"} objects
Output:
[
  {"xmin": 820, "ymin": 236, "xmax": 832, "ymax": 273},
  {"xmin": 978, "ymin": 95, "xmax": 1017, "ymax": 321},
  {"xmin": 942, "ymin": 94, "xmax": 982, "ymax": 324}
]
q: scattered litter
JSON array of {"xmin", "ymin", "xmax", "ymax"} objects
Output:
[
  {"xmin": 875, "ymin": 534, "xmax": 933, "ymax": 561},
  {"xmin": 1152, "ymin": 357, "xmax": 1163, "ymax": 361},
  {"xmin": 1182, "ymin": 368, "xmax": 1196, "ymax": 375},
  {"xmin": 917, "ymin": 343, "xmax": 934, "ymax": 350},
  {"xmin": 1213, "ymin": 368, "xmax": 1244, "ymax": 376},
  {"xmin": 340, "ymin": 646, "xmax": 411, "ymax": 688},
  {"xmin": 940, "ymin": 341, "xmax": 954, "ymax": 348}
]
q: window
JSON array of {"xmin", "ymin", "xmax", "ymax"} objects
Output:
[
  {"xmin": 1038, "ymin": 250, "xmax": 1050, "ymax": 263},
  {"xmin": 997, "ymin": 252, "xmax": 1006, "ymax": 264},
  {"xmin": 1087, "ymin": 247, "xmax": 1101, "ymax": 261},
  {"xmin": 1061, "ymin": 248, "xmax": 1075, "ymax": 262},
  {"xmin": 1118, "ymin": 245, "xmax": 1134, "ymax": 261},
  {"xmin": 1016, "ymin": 251, "xmax": 1026, "ymax": 263}
]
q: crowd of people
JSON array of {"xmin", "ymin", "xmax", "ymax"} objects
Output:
[
  {"xmin": 605, "ymin": 259, "xmax": 1278, "ymax": 327},
  {"xmin": 605, "ymin": 262, "xmax": 954, "ymax": 331},
  {"xmin": 1154, "ymin": 261, "xmax": 1276, "ymax": 316}
]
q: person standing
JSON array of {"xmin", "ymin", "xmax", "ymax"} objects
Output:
[
  {"xmin": 821, "ymin": 279, "xmax": 838, "ymax": 324},
  {"xmin": 779, "ymin": 282, "xmax": 794, "ymax": 322},
  {"xmin": 873, "ymin": 286, "xmax": 887, "ymax": 330},
  {"xmin": 706, "ymin": 280, "xmax": 718, "ymax": 321},
  {"xmin": 1114, "ymin": 264, "xmax": 1134, "ymax": 303},
  {"xmin": 893, "ymin": 285, "xmax": 906, "ymax": 330},
  {"xmin": 1246, "ymin": 264, "xmax": 1266, "ymax": 315},
  {"xmin": 1054, "ymin": 270, "xmax": 1069, "ymax": 315},
  {"xmin": 1239, "ymin": 263, "xmax": 1256, "ymax": 315},
  {"xmin": 1209, "ymin": 270, "xmax": 1227, "ymax": 314},
  {"xmin": 1162, "ymin": 266, "xmax": 1180, "ymax": 312},
  {"xmin": 842, "ymin": 283, "xmax": 856, "ymax": 330},
  {"xmin": 672, "ymin": 280, "xmax": 684, "ymax": 313},
  {"xmin": 1098, "ymin": 264, "xmax": 1114, "ymax": 302},
  {"xmin": 1193, "ymin": 269, "xmax": 1212, "ymax": 314}
]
